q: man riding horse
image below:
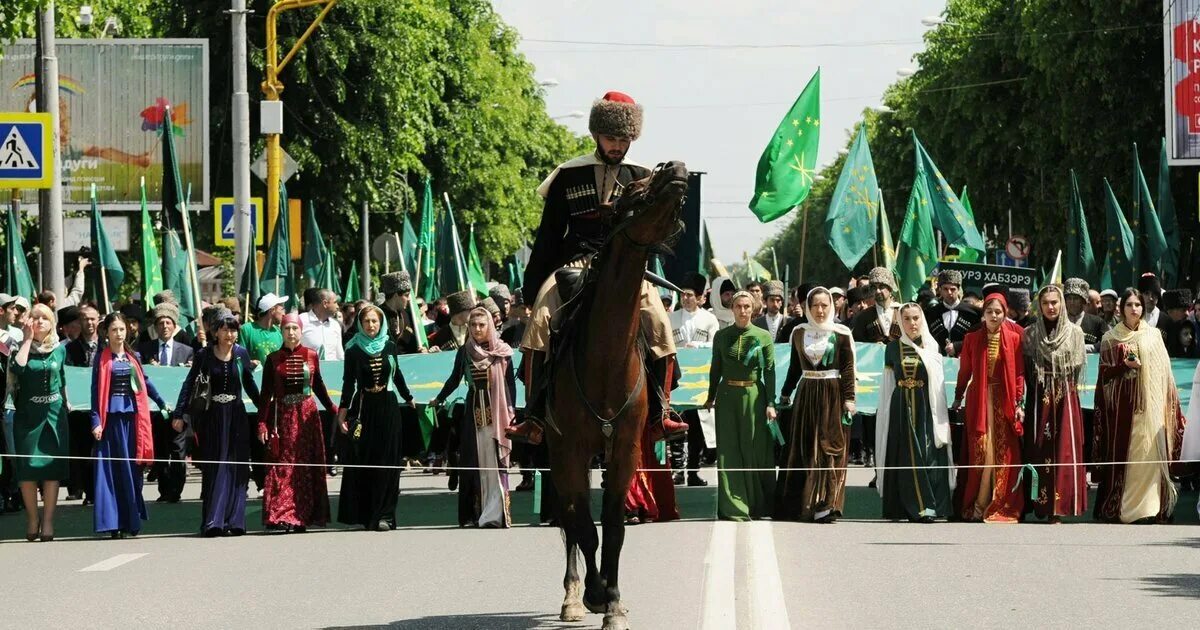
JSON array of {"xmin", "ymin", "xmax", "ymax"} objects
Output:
[{"xmin": 508, "ymin": 91, "xmax": 689, "ymax": 446}]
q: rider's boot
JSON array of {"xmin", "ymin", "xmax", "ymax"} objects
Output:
[
  {"xmin": 647, "ymin": 354, "xmax": 689, "ymax": 443},
  {"xmin": 507, "ymin": 350, "xmax": 547, "ymax": 445}
]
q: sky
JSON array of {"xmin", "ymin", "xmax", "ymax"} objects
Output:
[{"xmin": 492, "ymin": 0, "xmax": 947, "ymax": 264}]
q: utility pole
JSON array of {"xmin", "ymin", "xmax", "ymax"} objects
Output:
[
  {"xmin": 38, "ymin": 2, "xmax": 65, "ymax": 299},
  {"xmin": 230, "ymin": 0, "xmax": 253, "ymax": 294},
  {"xmin": 361, "ymin": 200, "xmax": 370, "ymax": 301}
]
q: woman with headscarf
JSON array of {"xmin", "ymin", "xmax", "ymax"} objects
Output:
[
  {"xmin": 875, "ymin": 304, "xmax": 953, "ymax": 522},
  {"xmin": 257, "ymin": 313, "xmax": 337, "ymax": 532},
  {"xmin": 9, "ymin": 303, "xmax": 69, "ymax": 541},
  {"xmin": 777, "ymin": 287, "xmax": 857, "ymax": 523},
  {"xmin": 1022, "ymin": 285, "xmax": 1088, "ymax": 522},
  {"xmin": 431, "ymin": 307, "xmax": 517, "ymax": 528},
  {"xmin": 337, "ymin": 304, "xmax": 415, "ymax": 531},
  {"xmin": 703, "ymin": 291, "xmax": 777, "ymax": 521},
  {"xmin": 173, "ymin": 308, "xmax": 263, "ymax": 536},
  {"xmin": 91, "ymin": 313, "xmax": 169, "ymax": 538},
  {"xmin": 1093, "ymin": 289, "xmax": 1187, "ymax": 524},
  {"xmin": 952, "ymin": 292, "xmax": 1025, "ymax": 523}
]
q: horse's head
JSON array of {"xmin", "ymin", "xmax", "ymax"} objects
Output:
[{"xmin": 607, "ymin": 161, "xmax": 688, "ymax": 250}]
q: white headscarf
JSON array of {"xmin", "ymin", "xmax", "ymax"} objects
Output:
[
  {"xmin": 875, "ymin": 303, "xmax": 953, "ymax": 498},
  {"xmin": 709, "ymin": 275, "xmax": 736, "ymax": 328},
  {"xmin": 792, "ymin": 287, "xmax": 856, "ymax": 369}
]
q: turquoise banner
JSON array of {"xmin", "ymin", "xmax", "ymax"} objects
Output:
[{"xmin": 46, "ymin": 344, "xmax": 1196, "ymax": 415}]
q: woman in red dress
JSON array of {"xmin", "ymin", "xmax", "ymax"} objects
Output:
[
  {"xmin": 257, "ymin": 313, "xmax": 338, "ymax": 532},
  {"xmin": 952, "ymin": 292, "xmax": 1026, "ymax": 523}
]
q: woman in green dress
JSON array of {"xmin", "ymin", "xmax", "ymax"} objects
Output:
[
  {"xmin": 875, "ymin": 304, "xmax": 953, "ymax": 522},
  {"xmin": 776, "ymin": 287, "xmax": 857, "ymax": 523},
  {"xmin": 704, "ymin": 291, "xmax": 778, "ymax": 521},
  {"xmin": 8, "ymin": 303, "xmax": 69, "ymax": 541}
]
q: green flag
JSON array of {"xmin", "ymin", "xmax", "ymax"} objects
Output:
[
  {"xmin": 699, "ymin": 219, "xmax": 717, "ymax": 276},
  {"xmin": 436, "ymin": 198, "xmax": 469, "ymax": 296},
  {"xmin": 1131, "ymin": 143, "xmax": 1168, "ymax": 278},
  {"xmin": 824, "ymin": 125, "xmax": 879, "ymax": 270},
  {"xmin": 749, "ymin": 68, "xmax": 820, "ymax": 223},
  {"xmin": 466, "ymin": 225, "xmax": 489, "ymax": 297},
  {"xmin": 743, "ymin": 252, "xmax": 772, "ymax": 282},
  {"xmin": 321, "ymin": 239, "xmax": 337, "ymax": 293},
  {"xmin": 162, "ymin": 229, "xmax": 196, "ymax": 324},
  {"xmin": 260, "ymin": 182, "xmax": 295, "ymax": 306},
  {"xmin": 90, "ymin": 184, "xmax": 124, "ymax": 311},
  {"xmin": 4, "ymin": 202, "xmax": 35, "ymax": 299},
  {"xmin": 508, "ymin": 261, "xmax": 519, "ymax": 290},
  {"xmin": 239, "ymin": 249, "xmax": 261, "ymax": 314},
  {"xmin": 895, "ymin": 168, "xmax": 938, "ymax": 301},
  {"xmin": 1157, "ymin": 138, "xmax": 1181, "ymax": 286},
  {"xmin": 912, "ymin": 132, "xmax": 986, "ymax": 258},
  {"xmin": 344, "ymin": 260, "xmax": 361, "ymax": 303},
  {"xmin": 302, "ymin": 200, "xmax": 328, "ymax": 285},
  {"xmin": 1065, "ymin": 170, "xmax": 1097, "ymax": 285},
  {"xmin": 417, "ymin": 178, "xmax": 439, "ymax": 302},
  {"xmin": 139, "ymin": 177, "xmax": 163, "ymax": 299},
  {"xmin": 879, "ymin": 192, "xmax": 897, "ymax": 273},
  {"xmin": 1102, "ymin": 178, "xmax": 1135, "ymax": 291},
  {"xmin": 955, "ymin": 187, "xmax": 982, "ymax": 263},
  {"xmin": 401, "ymin": 214, "xmax": 420, "ymax": 278}
]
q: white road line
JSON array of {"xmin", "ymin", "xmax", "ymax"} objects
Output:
[
  {"xmin": 79, "ymin": 553, "xmax": 148, "ymax": 573},
  {"xmin": 746, "ymin": 521, "xmax": 791, "ymax": 630},
  {"xmin": 700, "ymin": 520, "xmax": 737, "ymax": 630}
]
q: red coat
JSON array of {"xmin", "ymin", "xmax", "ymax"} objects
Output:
[
  {"xmin": 92, "ymin": 348, "xmax": 156, "ymax": 465},
  {"xmin": 955, "ymin": 324, "xmax": 1025, "ymax": 435}
]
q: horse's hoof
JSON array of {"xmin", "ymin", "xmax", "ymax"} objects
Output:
[
  {"xmin": 583, "ymin": 595, "xmax": 606, "ymax": 615},
  {"xmin": 602, "ymin": 612, "xmax": 630, "ymax": 630},
  {"xmin": 559, "ymin": 602, "xmax": 587, "ymax": 622}
]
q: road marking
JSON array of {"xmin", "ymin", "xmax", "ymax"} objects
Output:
[
  {"xmin": 746, "ymin": 521, "xmax": 791, "ymax": 630},
  {"xmin": 700, "ymin": 520, "xmax": 737, "ymax": 630},
  {"xmin": 79, "ymin": 553, "xmax": 148, "ymax": 573}
]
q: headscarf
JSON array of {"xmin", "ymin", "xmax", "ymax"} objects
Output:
[
  {"xmin": 876, "ymin": 303, "xmax": 953, "ymax": 498},
  {"xmin": 347, "ymin": 304, "xmax": 389, "ymax": 356},
  {"xmin": 709, "ymin": 276, "xmax": 735, "ymax": 327},
  {"xmin": 281, "ymin": 313, "xmax": 303, "ymax": 330},
  {"xmin": 1024, "ymin": 285, "xmax": 1085, "ymax": 383},
  {"xmin": 464, "ymin": 306, "xmax": 515, "ymax": 460},
  {"xmin": 729, "ymin": 290, "xmax": 754, "ymax": 327},
  {"xmin": 793, "ymin": 286, "xmax": 856, "ymax": 370}
]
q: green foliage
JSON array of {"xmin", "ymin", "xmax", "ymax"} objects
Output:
[
  {"xmin": 761, "ymin": 0, "xmax": 1193, "ymax": 287},
  {"xmin": 1, "ymin": 1, "xmax": 157, "ymax": 47}
]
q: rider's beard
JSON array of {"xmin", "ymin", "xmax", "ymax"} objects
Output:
[{"xmin": 597, "ymin": 148, "xmax": 626, "ymax": 165}]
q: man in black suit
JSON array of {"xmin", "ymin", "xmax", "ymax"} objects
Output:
[
  {"xmin": 848, "ymin": 267, "xmax": 902, "ymax": 470},
  {"xmin": 751, "ymin": 280, "xmax": 792, "ymax": 342},
  {"xmin": 138, "ymin": 303, "xmax": 194, "ymax": 503},
  {"xmin": 63, "ymin": 305, "xmax": 101, "ymax": 503},
  {"xmin": 924, "ymin": 269, "xmax": 980, "ymax": 357},
  {"xmin": 1063, "ymin": 278, "xmax": 1109, "ymax": 354}
]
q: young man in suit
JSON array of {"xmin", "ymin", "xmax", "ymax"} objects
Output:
[
  {"xmin": 924, "ymin": 269, "xmax": 981, "ymax": 357},
  {"xmin": 751, "ymin": 280, "xmax": 792, "ymax": 342}
]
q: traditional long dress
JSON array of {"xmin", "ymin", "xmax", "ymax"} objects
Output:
[
  {"xmin": 624, "ymin": 427, "xmax": 680, "ymax": 523},
  {"xmin": 258, "ymin": 344, "xmax": 336, "ymax": 529},
  {"xmin": 709, "ymin": 324, "xmax": 777, "ymax": 521},
  {"xmin": 876, "ymin": 338, "xmax": 953, "ymax": 521},
  {"xmin": 776, "ymin": 325, "xmax": 856, "ymax": 521},
  {"xmin": 1093, "ymin": 321, "xmax": 1187, "ymax": 523},
  {"xmin": 435, "ymin": 344, "xmax": 515, "ymax": 528},
  {"xmin": 9, "ymin": 343, "xmax": 69, "ymax": 482},
  {"xmin": 954, "ymin": 324, "xmax": 1025, "ymax": 523},
  {"xmin": 1022, "ymin": 315, "xmax": 1088, "ymax": 519},
  {"xmin": 91, "ymin": 349, "xmax": 167, "ymax": 535},
  {"xmin": 338, "ymin": 341, "xmax": 413, "ymax": 530},
  {"xmin": 174, "ymin": 345, "xmax": 263, "ymax": 535}
]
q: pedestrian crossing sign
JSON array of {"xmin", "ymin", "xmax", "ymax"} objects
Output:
[
  {"xmin": 213, "ymin": 197, "xmax": 265, "ymax": 247},
  {"xmin": 0, "ymin": 112, "xmax": 53, "ymax": 189}
]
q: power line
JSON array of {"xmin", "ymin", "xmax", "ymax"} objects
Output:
[{"xmin": 649, "ymin": 77, "xmax": 1026, "ymax": 110}]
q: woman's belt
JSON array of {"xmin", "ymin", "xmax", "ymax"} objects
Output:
[
  {"xmin": 211, "ymin": 393, "xmax": 238, "ymax": 404},
  {"xmin": 363, "ymin": 384, "xmax": 388, "ymax": 393},
  {"xmin": 897, "ymin": 378, "xmax": 926, "ymax": 389},
  {"xmin": 280, "ymin": 393, "xmax": 309, "ymax": 406},
  {"xmin": 801, "ymin": 370, "xmax": 839, "ymax": 380},
  {"xmin": 28, "ymin": 393, "xmax": 62, "ymax": 404},
  {"xmin": 724, "ymin": 379, "xmax": 757, "ymax": 387}
]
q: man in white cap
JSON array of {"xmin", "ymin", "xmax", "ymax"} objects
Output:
[{"xmin": 240, "ymin": 292, "xmax": 288, "ymax": 366}]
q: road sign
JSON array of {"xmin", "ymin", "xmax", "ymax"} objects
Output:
[
  {"xmin": 65, "ymin": 216, "xmax": 130, "ymax": 252},
  {"xmin": 0, "ymin": 112, "xmax": 53, "ymax": 189},
  {"xmin": 1005, "ymin": 235, "xmax": 1030, "ymax": 261},
  {"xmin": 372, "ymin": 233, "xmax": 405, "ymax": 267},
  {"xmin": 250, "ymin": 148, "xmax": 298, "ymax": 183},
  {"xmin": 212, "ymin": 197, "xmax": 265, "ymax": 247}
]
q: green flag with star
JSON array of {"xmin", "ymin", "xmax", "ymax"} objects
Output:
[
  {"xmin": 417, "ymin": 178, "xmax": 439, "ymax": 302},
  {"xmin": 824, "ymin": 125, "xmax": 879, "ymax": 270},
  {"xmin": 878, "ymin": 191, "xmax": 897, "ymax": 273},
  {"xmin": 1157, "ymin": 138, "xmax": 1181, "ymax": 286},
  {"xmin": 139, "ymin": 177, "xmax": 163, "ymax": 299},
  {"xmin": 749, "ymin": 69, "xmax": 820, "ymax": 223},
  {"xmin": 912, "ymin": 132, "xmax": 986, "ymax": 258},
  {"xmin": 1065, "ymin": 170, "xmax": 1097, "ymax": 285},
  {"xmin": 955, "ymin": 187, "xmax": 982, "ymax": 263},
  {"xmin": 895, "ymin": 168, "xmax": 938, "ymax": 301},
  {"xmin": 1102, "ymin": 178, "xmax": 1135, "ymax": 291},
  {"xmin": 1131, "ymin": 143, "xmax": 1168, "ymax": 278}
]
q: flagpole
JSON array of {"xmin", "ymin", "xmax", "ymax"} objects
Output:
[
  {"xmin": 91, "ymin": 184, "xmax": 111, "ymax": 314},
  {"xmin": 182, "ymin": 182, "xmax": 205, "ymax": 343},
  {"xmin": 798, "ymin": 205, "xmax": 810, "ymax": 284}
]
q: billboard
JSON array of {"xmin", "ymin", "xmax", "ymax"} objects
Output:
[
  {"xmin": 1165, "ymin": 2, "xmax": 1200, "ymax": 165},
  {"xmin": 0, "ymin": 39, "xmax": 209, "ymax": 209}
]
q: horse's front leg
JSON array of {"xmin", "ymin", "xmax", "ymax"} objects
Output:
[
  {"xmin": 551, "ymin": 438, "xmax": 594, "ymax": 623},
  {"xmin": 597, "ymin": 424, "xmax": 641, "ymax": 630}
]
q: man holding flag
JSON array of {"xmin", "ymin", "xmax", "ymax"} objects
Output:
[{"xmin": 513, "ymin": 91, "xmax": 686, "ymax": 445}]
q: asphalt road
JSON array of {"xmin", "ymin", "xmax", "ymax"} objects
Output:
[{"xmin": 2, "ymin": 467, "xmax": 1199, "ymax": 629}]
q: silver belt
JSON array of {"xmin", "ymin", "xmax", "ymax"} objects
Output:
[
  {"xmin": 801, "ymin": 370, "xmax": 839, "ymax": 380},
  {"xmin": 280, "ymin": 393, "xmax": 308, "ymax": 406},
  {"xmin": 28, "ymin": 393, "xmax": 62, "ymax": 404},
  {"xmin": 211, "ymin": 394, "xmax": 238, "ymax": 404}
]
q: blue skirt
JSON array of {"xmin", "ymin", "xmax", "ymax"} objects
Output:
[{"xmin": 93, "ymin": 412, "xmax": 148, "ymax": 534}]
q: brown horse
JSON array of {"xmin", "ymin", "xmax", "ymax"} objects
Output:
[{"xmin": 547, "ymin": 161, "xmax": 688, "ymax": 630}]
